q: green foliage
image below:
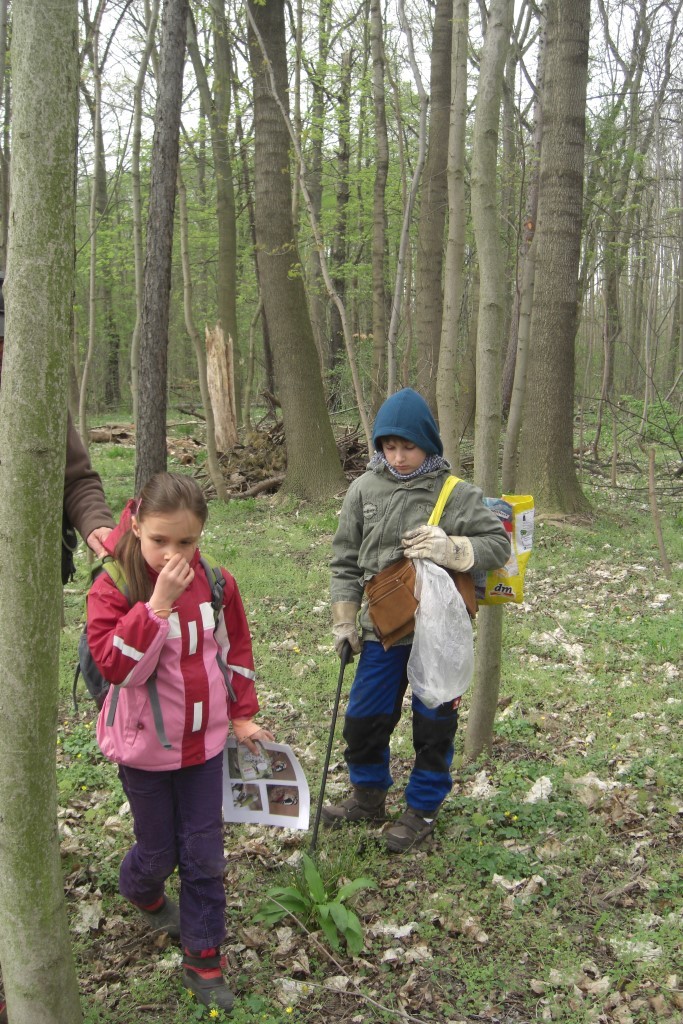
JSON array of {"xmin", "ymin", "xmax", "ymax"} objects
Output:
[{"xmin": 254, "ymin": 852, "xmax": 375, "ymax": 956}]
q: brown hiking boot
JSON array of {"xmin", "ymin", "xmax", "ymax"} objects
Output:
[
  {"xmin": 321, "ymin": 786, "xmax": 388, "ymax": 827},
  {"xmin": 384, "ymin": 807, "xmax": 438, "ymax": 852}
]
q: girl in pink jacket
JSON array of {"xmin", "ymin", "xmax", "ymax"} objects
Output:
[{"xmin": 87, "ymin": 472, "xmax": 273, "ymax": 1012}]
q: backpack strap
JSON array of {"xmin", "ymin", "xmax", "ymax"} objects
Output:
[
  {"xmin": 428, "ymin": 475, "xmax": 461, "ymax": 526},
  {"xmin": 200, "ymin": 555, "xmax": 237, "ymax": 703},
  {"xmin": 200, "ymin": 555, "xmax": 226, "ymax": 620}
]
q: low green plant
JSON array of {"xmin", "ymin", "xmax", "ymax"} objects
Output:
[{"xmin": 254, "ymin": 852, "xmax": 375, "ymax": 956}]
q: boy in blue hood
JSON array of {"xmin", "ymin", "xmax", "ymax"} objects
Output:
[{"xmin": 323, "ymin": 389, "xmax": 510, "ymax": 852}]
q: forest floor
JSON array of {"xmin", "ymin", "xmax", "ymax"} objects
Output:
[{"xmin": 56, "ymin": 419, "xmax": 682, "ymax": 1024}]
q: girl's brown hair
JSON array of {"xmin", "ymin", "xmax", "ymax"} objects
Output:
[{"xmin": 115, "ymin": 473, "xmax": 208, "ymax": 605}]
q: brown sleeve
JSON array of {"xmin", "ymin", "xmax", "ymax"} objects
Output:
[{"xmin": 63, "ymin": 414, "xmax": 115, "ymax": 541}]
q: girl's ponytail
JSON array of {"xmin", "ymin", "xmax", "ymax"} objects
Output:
[{"xmin": 115, "ymin": 528, "xmax": 153, "ymax": 606}]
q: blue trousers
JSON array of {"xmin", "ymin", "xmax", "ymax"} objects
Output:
[
  {"xmin": 343, "ymin": 640, "xmax": 460, "ymax": 813},
  {"xmin": 118, "ymin": 752, "xmax": 226, "ymax": 951}
]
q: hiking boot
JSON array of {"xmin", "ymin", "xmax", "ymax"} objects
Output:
[
  {"xmin": 321, "ymin": 786, "xmax": 388, "ymax": 828},
  {"xmin": 384, "ymin": 807, "xmax": 438, "ymax": 852},
  {"xmin": 0, "ymin": 997, "xmax": 7, "ymax": 1023},
  {"xmin": 136, "ymin": 895, "xmax": 180, "ymax": 938},
  {"xmin": 182, "ymin": 948, "xmax": 234, "ymax": 1012}
]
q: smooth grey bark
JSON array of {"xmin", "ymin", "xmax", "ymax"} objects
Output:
[
  {"xmin": 516, "ymin": 0, "xmax": 591, "ymax": 513},
  {"xmin": 437, "ymin": 0, "xmax": 469, "ymax": 466},
  {"xmin": 0, "ymin": 0, "xmax": 9, "ymax": 264},
  {"xmin": 0, "ymin": 1, "xmax": 83, "ymax": 1020},
  {"xmin": 369, "ymin": 0, "xmax": 389, "ymax": 412},
  {"xmin": 135, "ymin": 0, "xmax": 189, "ymax": 493},
  {"xmin": 501, "ymin": 4, "xmax": 546, "ymax": 492},
  {"xmin": 414, "ymin": 0, "xmax": 452, "ymax": 411},
  {"xmin": 186, "ymin": 1, "xmax": 241, "ymax": 423},
  {"xmin": 130, "ymin": 0, "xmax": 160, "ymax": 424},
  {"xmin": 386, "ymin": 0, "xmax": 428, "ymax": 395},
  {"xmin": 464, "ymin": 0, "xmax": 513, "ymax": 764}
]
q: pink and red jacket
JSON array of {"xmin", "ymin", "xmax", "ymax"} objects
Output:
[{"xmin": 87, "ymin": 513, "xmax": 258, "ymax": 772}]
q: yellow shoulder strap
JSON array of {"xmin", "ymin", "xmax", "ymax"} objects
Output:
[{"xmin": 428, "ymin": 475, "xmax": 461, "ymax": 526}]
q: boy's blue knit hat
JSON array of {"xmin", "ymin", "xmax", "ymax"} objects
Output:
[{"xmin": 372, "ymin": 388, "xmax": 443, "ymax": 456}]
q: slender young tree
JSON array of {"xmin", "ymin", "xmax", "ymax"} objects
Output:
[
  {"xmin": 130, "ymin": 0, "xmax": 160, "ymax": 424},
  {"xmin": 437, "ymin": 0, "xmax": 469, "ymax": 466},
  {"xmin": 464, "ymin": 0, "xmax": 513, "ymax": 763},
  {"xmin": 369, "ymin": 0, "xmax": 389, "ymax": 412},
  {"xmin": 414, "ymin": 0, "xmax": 452, "ymax": 411},
  {"xmin": 516, "ymin": 0, "xmax": 591, "ymax": 512},
  {"xmin": 0, "ymin": 1, "xmax": 84, "ymax": 1019},
  {"xmin": 135, "ymin": 0, "xmax": 189, "ymax": 492}
]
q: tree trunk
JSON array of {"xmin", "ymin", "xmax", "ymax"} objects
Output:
[
  {"xmin": 130, "ymin": 0, "xmax": 159, "ymax": 425},
  {"xmin": 0, "ymin": 1, "xmax": 83, "ymax": 1019},
  {"xmin": 0, "ymin": 0, "xmax": 8, "ymax": 264},
  {"xmin": 247, "ymin": 0, "xmax": 346, "ymax": 498},
  {"xmin": 387, "ymin": 0, "xmax": 428, "ymax": 395},
  {"xmin": 516, "ymin": 0, "xmax": 591, "ymax": 513},
  {"xmin": 369, "ymin": 0, "xmax": 389, "ymax": 412},
  {"xmin": 464, "ymin": 0, "xmax": 513, "ymax": 763},
  {"xmin": 456, "ymin": 267, "xmax": 478, "ymax": 450},
  {"xmin": 437, "ymin": 0, "xmax": 468, "ymax": 467},
  {"xmin": 414, "ymin": 0, "xmax": 452, "ymax": 411},
  {"xmin": 205, "ymin": 323, "xmax": 239, "ymax": 452},
  {"xmin": 135, "ymin": 0, "xmax": 189, "ymax": 493},
  {"xmin": 177, "ymin": 169, "xmax": 228, "ymax": 500},
  {"xmin": 328, "ymin": 48, "xmax": 352, "ymax": 401},
  {"xmin": 186, "ymin": 2, "xmax": 241, "ymax": 425}
]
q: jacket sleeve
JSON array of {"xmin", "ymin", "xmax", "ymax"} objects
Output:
[
  {"xmin": 64, "ymin": 414, "xmax": 115, "ymax": 541},
  {"xmin": 217, "ymin": 571, "xmax": 260, "ymax": 721},
  {"xmin": 330, "ymin": 478, "xmax": 365, "ymax": 605},
  {"xmin": 86, "ymin": 574, "xmax": 169, "ymax": 688},
  {"xmin": 442, "ymin": 481, "xmax": 511, "ymax": 571}
]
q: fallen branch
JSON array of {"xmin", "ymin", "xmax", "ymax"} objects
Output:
[{"xmin": 234, "ymin": 474, "xmax": 286, "ymax": 498}]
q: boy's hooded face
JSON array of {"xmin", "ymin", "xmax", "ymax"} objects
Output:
[{"xmin": 379, "ymin": 436, "xmax": 427, "ymax": 475}]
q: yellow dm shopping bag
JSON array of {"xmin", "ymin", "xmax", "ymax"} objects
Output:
[{"xmin": 473, "ymin": 494, "xmax": 534, "ymax": 605}]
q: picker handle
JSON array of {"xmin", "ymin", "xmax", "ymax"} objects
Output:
[{"xmin": 309, "ymin": 640, "xmax": 352, "ymax": 853}]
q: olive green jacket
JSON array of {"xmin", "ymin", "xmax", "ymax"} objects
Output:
[{"xmin": 330, "ymin": 463, "xmax": 511, "ymax": 637}]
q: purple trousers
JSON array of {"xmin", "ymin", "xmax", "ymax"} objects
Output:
[{"xmin": 118, "ymin": 752, "xmax": 226, "ymax": 951}]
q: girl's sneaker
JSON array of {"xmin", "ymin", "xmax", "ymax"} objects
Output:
[{"xmin": 182, "ymin": 947, "xmax": 234, "ymax": 1011}]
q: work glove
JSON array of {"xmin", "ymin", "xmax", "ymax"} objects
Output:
[
  {"xmin": 401, "ymin": 525, "xmax": 475, "ymax": 571},
  {"xmin": 331, "ymin": 601, "xmax": 362, "ymax": 657}
]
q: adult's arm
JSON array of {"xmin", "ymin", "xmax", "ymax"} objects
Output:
[{"xmin": 64, "ymin": 414, "xmax": 115, "ymax": 552}]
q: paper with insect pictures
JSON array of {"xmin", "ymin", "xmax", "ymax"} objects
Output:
[{"xmin": 222, "ymin": 738, "xmax": 310, "ymax": 830}]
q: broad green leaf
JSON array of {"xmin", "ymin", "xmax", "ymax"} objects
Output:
[
  {"xmin": 316, "ymin": 907, "xmax": 341, "ymax": 950},
  {"xmin": 302, "ymin": 853, "xmax": 327, "ymax": 903},
  {"xmin": 253, "ymin": 906, "xmax": 287, "ymax": 925},
  {"xmin": 343, "ymin": 911, "xmax": 365, "ymax": 956},
  {"xmin": 328, "ymin": 902, "xmax": 350, "ymax": 934},
  {"xmin": 337, "ymin": 876, "xmax": 376, "ymax": 903},
  {"xmin": 264, "ymin": 886, "xmax": 309, "ymax": 913}
]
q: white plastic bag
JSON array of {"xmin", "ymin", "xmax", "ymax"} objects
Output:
[{"xmin": 407, "ymin": 560, "xmax": 474, "ymax": 708}]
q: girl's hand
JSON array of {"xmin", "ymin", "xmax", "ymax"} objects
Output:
[
  {"xmin": 240, "ymin": 727, "xmax": 275, "ymax": 754},
  {"xmin": 149, "ymin": 553, "xmax": 195, "ymax": 613}
]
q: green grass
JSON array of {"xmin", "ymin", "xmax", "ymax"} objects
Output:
[{"xmin": 54, "ymin": 433, "xmax": 683, "ymax": 1023}]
